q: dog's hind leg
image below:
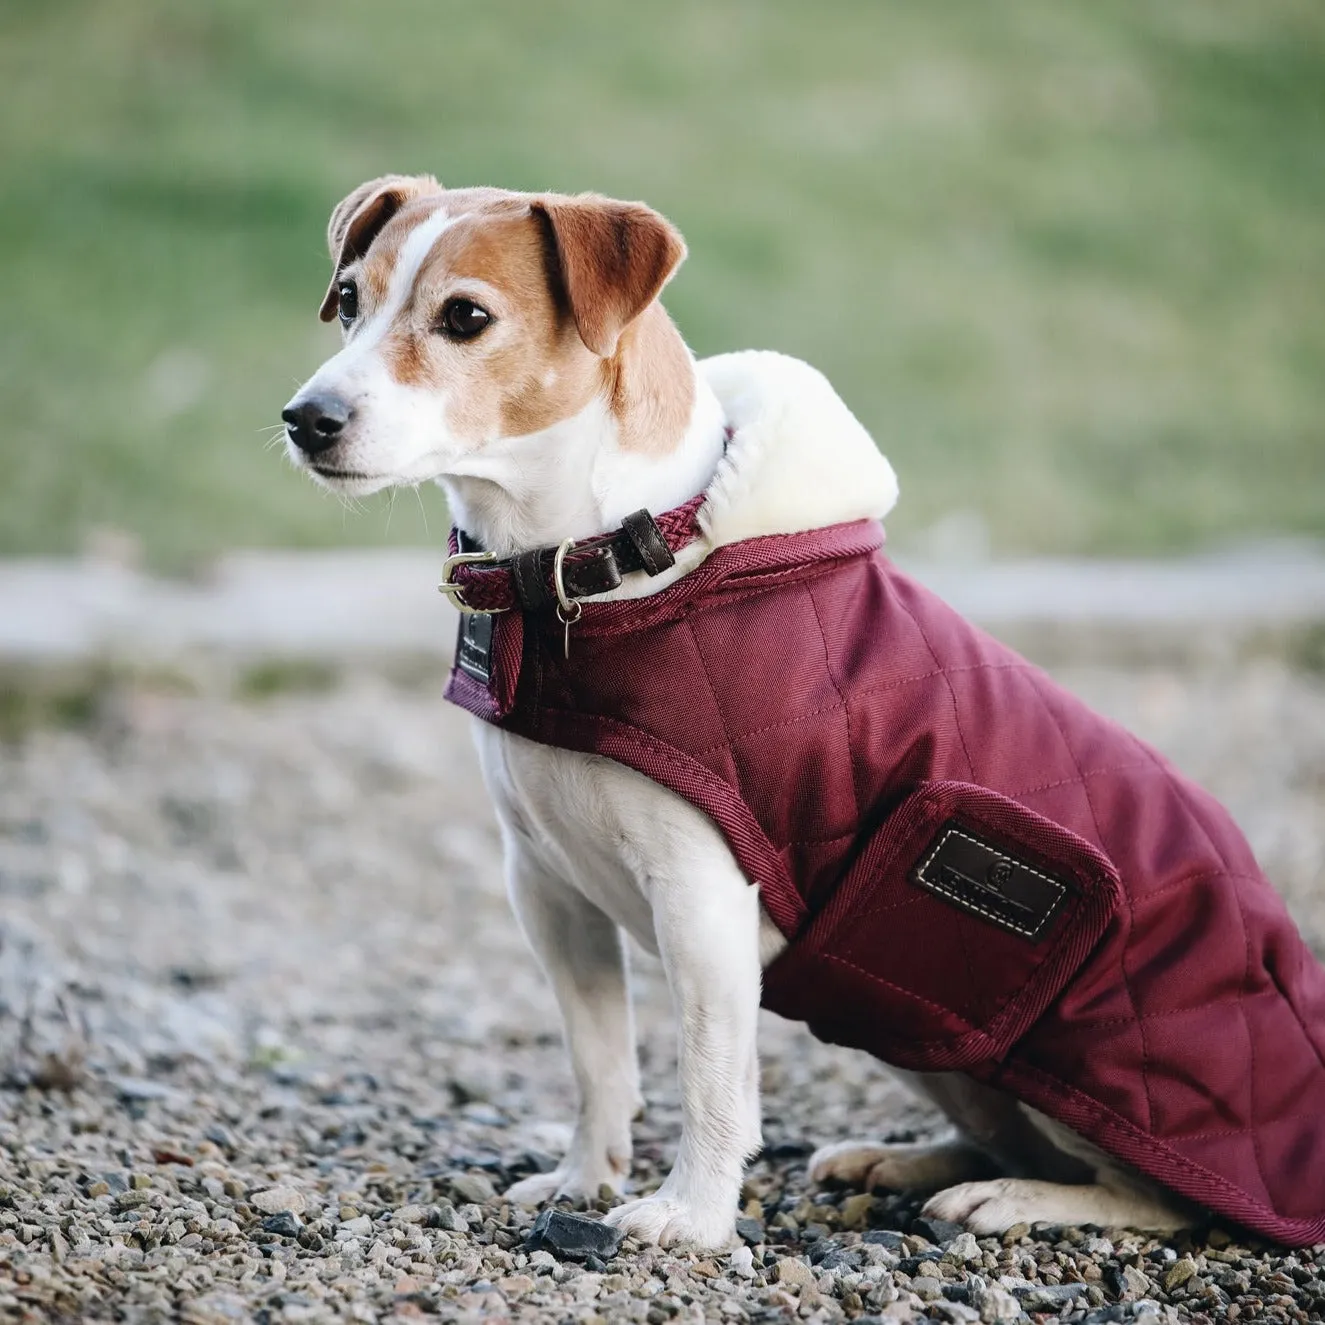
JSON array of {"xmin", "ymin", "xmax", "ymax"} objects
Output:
[
  {"xmin": 502, "ymin": 850, "xmax": 642, "ymax": 1205},
  {"xmin": 809, "ymin": 1137, "xmax": 998, "ymax": 1195},
  {"xmin": 808, "ymin": 1072, "xmax": 1076, "ymax": 1199},
  {"xmin": 918, "ymin": 1106, "xmax": 1198, "ymax": 1234}
]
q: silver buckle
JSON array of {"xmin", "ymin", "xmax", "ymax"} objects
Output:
[{"xmin": 438, "ymin": 550, "xmax": 508, "ymax": 615}]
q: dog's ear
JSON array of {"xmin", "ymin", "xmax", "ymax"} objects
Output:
[
  {"xmin": 319, "ymin": 174, "xmax": 441, "ymax": 322},
  {"xmin": 531, "ymin": 194, "xmax": 686, "ymax": 357}
]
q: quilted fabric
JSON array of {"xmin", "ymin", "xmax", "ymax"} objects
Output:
[{"xmin": 447, "ymin": 518, "xmax": 1325, "ymax": 1246}]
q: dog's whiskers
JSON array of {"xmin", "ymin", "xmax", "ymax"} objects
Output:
[{"xmin": 412, "ymin": 484, "xmax": 431, "ymax": 540}]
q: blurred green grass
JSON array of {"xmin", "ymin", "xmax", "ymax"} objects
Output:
[{"xmin": 1, "ymin": 0, "xmax": 1322, "ymax": 565}]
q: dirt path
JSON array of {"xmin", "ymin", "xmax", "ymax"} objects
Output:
[{"xmin": 1, "ymin": 660, "xmax": 1322, "ymax": 1323}]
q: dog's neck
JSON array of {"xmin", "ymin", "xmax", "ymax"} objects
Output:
[{"xmin": 439, "ymin": 306, "xmax": 726, "ymax": 559}]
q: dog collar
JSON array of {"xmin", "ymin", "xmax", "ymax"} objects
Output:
[{"xmin": 440, "ymin": 492, "xmax": 707, "ymax": 615}]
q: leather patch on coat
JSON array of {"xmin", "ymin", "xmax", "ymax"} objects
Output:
[{"xmin": 912, "ymin": 821, "xmax": 1069, "ymax": 941}]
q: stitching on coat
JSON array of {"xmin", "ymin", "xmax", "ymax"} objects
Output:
[
  {"xmin": 1235, "ymin": 828, "xmax": 1271, "ymax": 1207},
  {"xmin": 891, "ymin": 595, "xmax": 978, "ymax": 782},
  {"xmin": 682, "ymin": 614, "xmax": 737, "ymax": 764},
  {"xmin": 691, "ymin": 699, "xmax": 848, "ymax": 759},
  {"xmin": 914, "ymin": 825, "xmax": 1066, "ymax": 941},
  {"xmin": 1160, "ymin": 1111, "xmax": 1325, "ymax": 1143},
  {"xmin": 539, "ymin": 691, "xmax": 859, "ymax": 851},
  {"xmin": 1127, "ymin": 867, "xmax": 1266, "ymax": 906},
  {"xmin": 783, "ymin": 827, "xmax": 858, "ymax": 848},
  {"xmin": 841, "ymin": 889, "xmax": 928, "ymax": 924},
  {"xmin": 1151, "ymin": 748, "xmax": 1277, "ymax": 1208},
  {"xmin": 805, "ymin": 581, "xmax": 862, "ymax": 826},
  {"xmin": 850, "ymin": 660, "xmax": 1039, "ymax": 705},
  {"xmin": 1060, "ymin": 987, "xmax": 1284, "ymax": 1029},
  {"xmin": 1009, "ymin": 758, "xmax": 1156, "ymax": 800},
  {"xmin": 1026, "ymin": 666, "xmax": 1154, "ymax": 1137},
  {"xmin": 823, "ymin": 951, "xmax": 979, "ymax": 1023},
  {"xmin": 574, "ymin": 552, "xmax": 877, "ymax": 638}
]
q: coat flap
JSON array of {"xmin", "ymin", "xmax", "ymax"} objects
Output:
[{"xmin": 761, "ymin": 781, "xmax": 1124, "ymax": 1071}]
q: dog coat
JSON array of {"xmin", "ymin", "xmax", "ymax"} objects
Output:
[{"xmin": 445, "ymin": 352, "xmax": 1325, "ymax": 1245}]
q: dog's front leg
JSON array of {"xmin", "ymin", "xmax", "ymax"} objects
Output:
[
  {"xmin": 604, "ymin": 852, "xmax": 764, "ymax": 1250},
  {"xmin": 503, "ymin": 851, "xmax": 643, "ymax": 1206}
]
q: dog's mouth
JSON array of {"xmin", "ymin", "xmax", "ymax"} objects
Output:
[{"xmin": 308, "ymin": 464, "xmax": 379, "ymax": 482}]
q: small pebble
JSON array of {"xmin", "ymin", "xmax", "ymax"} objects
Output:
[
  {"xmin": 450, "ymin": 1173, "xmax": 497, "ymax": 1205},
  {"xmin": 773, "ymin": 1256, "xmax": 815, "ymax": 1288},
  {"xmin": 734, "ymin": 1215, "xmax": 764, "ymax": 1245},
  {"xmin": 911, "ymin": 1215, "xmax": 964, "ymax": 1245},
  {"xmin": 260, "ymin": 1212, "xmax": 302, "ymax": 1238},
  {"xmin": 1164, "ymin": 1255, "xmax": 1198, "ymax": 1291},
  {"xmin": 911, "ymin": 1274, "xmax": 944, "ymax": 1301},
  {"xmin": 728, "ymin": 1245, "xmax": 755, "ymax": 1279},
  {"xmin": 525, "ymin": 1209, "xmax": 623, "ymax": 1262},
  {"xmin": 250, "ymin": 1186, "xmax": 306, "ymax": 1216},
  {"xmin": 863, "ymin": 1229, "xmax": 906, "ymax": 1250},
  {"xmin": 945, "ymin": 1231, "xmax": 980, "ymax": 1264}
]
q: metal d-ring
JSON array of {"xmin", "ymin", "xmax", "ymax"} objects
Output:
[{"xmin": 552, "ymin": 537, "xmax": 583, "ymax": 658}]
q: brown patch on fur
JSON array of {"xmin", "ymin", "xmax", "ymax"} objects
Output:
[
  {"xmin": 608, "ymin": 302, "xmax": 696, "ymax": 455},
  {"xmin": 319, "ymin": 174, "xmax": 443, "ymax": 321},
  {"xmin": 382, "ymin": 329, "xmax": 436, "ymax": 389},
  {"xmin": 352, "ymin": 194, "xmax": 450, "ymax": 308},
  {"xmin": 438, "ymin": 209, "xmax": 602, "ymax": 434},
  {"xmin": 532, "ymin": 194, "xmax": 687, "ymax": 356}
]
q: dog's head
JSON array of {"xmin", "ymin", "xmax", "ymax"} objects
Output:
[{"xmin": 282, "ymin": 176, "xmax": 688, "ymax": 496}]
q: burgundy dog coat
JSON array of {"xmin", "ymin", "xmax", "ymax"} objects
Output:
[{"xmin": 446, "ymin": 515, "xmax": 1325, "ymax": 1246}]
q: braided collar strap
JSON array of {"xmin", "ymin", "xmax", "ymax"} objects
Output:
[{"xmin": 442, "ymin": 493, "xmax": 707, "ymax": 614}]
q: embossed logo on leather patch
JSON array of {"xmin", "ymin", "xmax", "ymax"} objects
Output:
[
  {"xmin": 456, "ymin": 612, "xmax": 494, "ymax": 685},
  {"xmin": 912, "ymin": 821, "xmax": 1069, "ymax": 941}
]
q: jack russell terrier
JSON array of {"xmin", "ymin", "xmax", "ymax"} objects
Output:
[{"xmin": 283, "ymin": 176, "xmax": 1325, "ymax": 1251}]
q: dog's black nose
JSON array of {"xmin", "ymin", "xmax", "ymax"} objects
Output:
[{"xmin": 282, "ymin": 394, "xmax": 351, "ymax": 454}]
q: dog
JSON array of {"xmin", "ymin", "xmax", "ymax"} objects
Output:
[{"xmin": 283, "ymin": 176, "xmax": 1325, "ymax": 1251}]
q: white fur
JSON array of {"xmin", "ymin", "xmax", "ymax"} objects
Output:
[
  {"xmin": 288, "ymin": 210, "xmax": 1191, "ymax": 1248},
  {"xmin": 441, "ymin": 367, "xmax": 728, "ymax": 568}
]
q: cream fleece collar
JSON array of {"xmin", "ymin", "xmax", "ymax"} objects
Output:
[{"xmin": 695, "ymin": 350, "xmax": 899, "ymax": 551}]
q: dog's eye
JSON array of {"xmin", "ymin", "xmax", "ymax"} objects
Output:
[
  {"xmin": 439, "ymin": 299, "xmax": 491, "ymax": 340},
  {"xmin": 338, "ymin": 282, "xmax": 358, "ymax": 324}
]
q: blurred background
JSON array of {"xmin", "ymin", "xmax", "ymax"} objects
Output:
[{"xmin": 3, "ymin": 0, "xmax": 1323, "ymax": 566}]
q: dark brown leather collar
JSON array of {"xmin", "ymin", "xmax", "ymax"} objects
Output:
[{"xmin": 443, "ymin": 494, "xmax": 707, "ymax": 614}]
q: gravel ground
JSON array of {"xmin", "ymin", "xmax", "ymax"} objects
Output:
[{"xmin": 1, "ymin": 657, "xmax": 1323, "ymax": 1324}]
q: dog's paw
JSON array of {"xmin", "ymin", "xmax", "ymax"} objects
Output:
[
  {"xmin": 810, "ymin": 1139, "xmax": 992, "ymax": 1195},
  {"xmin": 922, "ymin": 1179, "xmax": 1038, "ymax": 1234},
  {"xmin": 923, "ymin": 1178, "xmax": 1191, "ymax": 1235},
  {"xmin": 808, "ymin": 1140, "xmax": 893, "ymax": 1188},
  {"xmin": 504, "ymin": 1166, "xmax": 624, "ymax": 1207},
  {"xmin": 602, "ymin": 1194, "xmax": 735, "ymax": 1250},
  {"xmin": 923, "ymin": 1178, "xmax": 1129, "ymax": 1234}
]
